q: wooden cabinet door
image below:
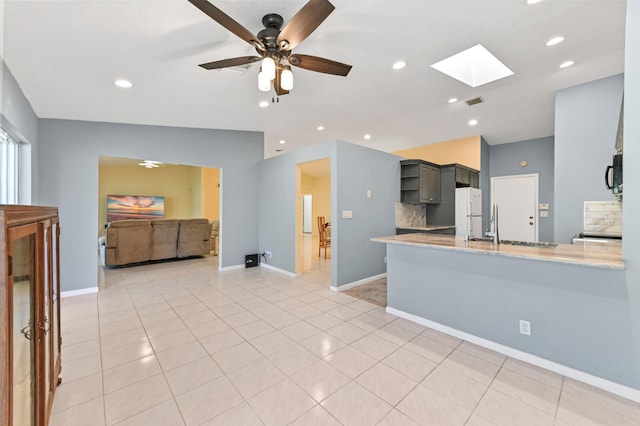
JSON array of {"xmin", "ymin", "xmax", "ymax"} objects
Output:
[{"xmin": 8, "ymin": 223, "xmax": 39, "ymax": 426}]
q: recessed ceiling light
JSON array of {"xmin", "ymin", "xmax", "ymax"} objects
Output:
[
  {"xmin": 431, "ymin": 44, "xmax": 514, "ymax": 88},
  {"xmin": 259, "ymin": 101, "xmax": 269, "ymax": 108},
  {"xmin": 279, "ymin": 140, "xmax": 286, "ymax": 144},
  {"xmin": 392, "ymin": 61, "xmax": 407, "ymax": 70},
  {"xmin": 546, "ymin": 36, "xmax": 565, "ymax": 46},
  {"xmin": 114, "ymin": 79, "xmax": 132, "ymax": 88},
  {"xmin": 468, "ymin": 119, "xmax": 478, "ymax": 126},
  {"xmin": 526, "ymin": 0, "xmax": 541, "ymax": 4},
  {"xmin": 448, "ymin": 97, "xmax": 458, "ymax": 104},
  {"xmin": 364, "ymin": 134, "xmax": 372, "ymax": 140},
  {"xmin": 317, "ymin": 125, "xmax": 325, "ymax": 131},
  {"xmin": 559, "ymin": 60, "xmax": 574, "ymax": 69}
]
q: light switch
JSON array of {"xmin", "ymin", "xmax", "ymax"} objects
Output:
[
  {"xmin": 540, "ymin": 210, "xmax": 549, "ymax": 218},
  {"xmin": 342, "ymin": 210, "xmax": 353, "ymax": 219},
  {"xmin": 366, "ymin": 190, "xmax": 372, "ymax": 198},
  {"xmin": 539, "ymin": 203, "xmax": 549, "ymax": 210}
]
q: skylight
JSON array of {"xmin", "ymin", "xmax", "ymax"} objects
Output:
[{"xmin": 430, "ymin": 44, "xmax": 514, "ymax": 88}]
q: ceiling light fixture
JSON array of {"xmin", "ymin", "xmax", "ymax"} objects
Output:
[
  {"xmin": 559, "ymin": 60, "xmax": 574, "ymax": 68},
  {"xmin": 364, "ymin": 134, "xmax": 372, "ymax": 140},
  {"xmin": 526, "ymin": 0, "xmax": 541, "ymax": 4},
  {"xmin": 448, "ymin": 97, "xmax": 458, "ymax": 103},
  {"xmin": 317, "ymin": 126, "xmax": 325, "ymax": 131},
  {"xmin": 258, "ymin": 69, "xmax": 271, "ymax": 92},
  {"xmin": 138, "ymin": 160, "xmax": 161, "ymax": 168},
  {"xmin": 279, "ymin": 140, "xmax": 286, "ymax": 144},
  {"xmin": 262, "ymin": 57, "xmax": 276, "ymax": 81},
  {"xmin": 468, "ymin": 119, "xmax": 478, "ymax": 126},
  {"xmin": 546, "ymin": 36, "xmax": 565, "ymax": 46},
  {"xmin": 393, "ymin": 61, "xmax": 407, "ymax": 70},
  {"xmin": 259, "ymin": 101, "xmax": 269, "ymax": 108},
  {"xmin": 280, "ymin": 65, "xmax": 294, "ymax": 91},
  {"xmin": 114, "ymin": 79, "xmax": 133, "ymax": 88}
]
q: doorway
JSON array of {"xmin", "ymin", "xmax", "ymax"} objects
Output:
[
  {"xmin": 295, "ymin": 158, "xmax": 331, "ymax": 276},
  {"xmin": 491, "ymin": 174, "xmax": 539, "ymax": 242}
]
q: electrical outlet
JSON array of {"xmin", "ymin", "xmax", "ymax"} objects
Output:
[
  {"xmin": 384, "ymin": 256, "xmax": 387, "ymax": 264},
  {"xmin": 519, "ymin": 319, "xmax": 532, "ymax": 336},
  {"xmin": 265, "ymin": 251, "xmax": 272, "ymax": 258}
]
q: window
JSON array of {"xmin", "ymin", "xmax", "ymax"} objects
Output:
[{"xmin": 1, "ymin": 128, "xmax": 20, "ymax": 204}]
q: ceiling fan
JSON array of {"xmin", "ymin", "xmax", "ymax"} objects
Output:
[{"xmin": 187, "ymin": 0, "xmax": 352, "ymax": 96}]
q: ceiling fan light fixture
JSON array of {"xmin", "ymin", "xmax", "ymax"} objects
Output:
[
  {"xmin": 258, "ymin": 70, "xmax": 271, "ymax": 92},
  {"xmin": 281, "ymin": 66, "xmax": 294, "ymax": 91},
  {"xmin": 262, "ymin": 57, "xmax": 276, "ymax": 81}
]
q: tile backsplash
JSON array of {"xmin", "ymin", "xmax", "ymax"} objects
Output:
[
  {"xmin": 396, "ymin": 202, "xmax": 427, "ymax": 228},
  {"xmin": 584, "ymin": 201, "xmax": 623, "ymax": 234}
]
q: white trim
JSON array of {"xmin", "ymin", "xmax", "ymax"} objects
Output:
[
  {"xmin": 331, "ymin": 273, "xmax": 387, "ymax": 292},
  {"xmin": 386, "ymin": 306, "xmax": 640, "ymax": 403},
  {"xmin": 61, "ymin": 287, "xmax": 99, "ymax": 298},
  {"xmin": 260, "ymin": 263, "xmax": 300, "ymax": 278},
  {"xmin": 218, "ymin": 264, "xmax": 245, "ymax": 272}
]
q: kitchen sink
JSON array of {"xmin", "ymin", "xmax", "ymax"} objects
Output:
[{"xmin": 500, "ymin": 240, "xmax": 558, "ymax": 248}]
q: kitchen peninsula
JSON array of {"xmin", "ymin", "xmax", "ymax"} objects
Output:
[{"xmin": 372, "ymin": 234, "xmax": 637, "ymax": 398}]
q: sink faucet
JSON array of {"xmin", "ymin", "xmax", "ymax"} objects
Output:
[{"xmin": 485, "ymin": 204, "xmax": 500, "ymax": 244}]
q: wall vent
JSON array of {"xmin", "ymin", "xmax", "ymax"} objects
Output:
[{"xmin": 465, "ymin": 97, "xmax": 484, "ymax": 106}]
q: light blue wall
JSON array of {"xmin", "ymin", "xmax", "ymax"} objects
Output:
[
  {"xmin": 386, "ymin": 243, "xmax": 636, "ymax": 389},
  {"xmin": 622, "ymin": 0, "xmax": 640, "ymax": 387},
  {"xmin": 554, "ymin": 74, "xmax": 624, "ymax": 242},
  {"xmin": 38, "ymin": 120, "xmax": 264, "ymax": 291},
  {"xmin": 259, "ymin": 140, "xmax": 401, "ymax": 287},
  {"xmin": 490, "ymin": 137, "xmax": 554, "ymax": 242},
  {"xmin": 333, "ymin": 142, "xmax": 401, "ymax": 287},
  {"xmin": 258, "ymin": 141, "xmax": 336, "ymax": 275}
]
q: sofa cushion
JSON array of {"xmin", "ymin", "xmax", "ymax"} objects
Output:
[
  {"xmin": 177, "ymin": 219, "xmax": 211, "ymax": 258},
  {"xmin": 150, "ymin": 219, "xmax": 179, "ymax": 260},
  {"xmin": 105, "ymin": 220, "xmax": 152, "ymax": 265}
]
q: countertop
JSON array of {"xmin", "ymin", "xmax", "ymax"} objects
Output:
[
  {"xmin": 395, "ymin": 226, "xmax": 455, "ymax": 231},
  {"xmin": 371, "ymin": 233, "xmax": 624, "ymax": 270}
]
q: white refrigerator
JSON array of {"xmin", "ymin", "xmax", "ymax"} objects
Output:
[{"xmin": 455, "ymin": 187, "xmax": 482, "ymax": 238}]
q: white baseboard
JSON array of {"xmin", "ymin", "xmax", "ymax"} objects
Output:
[
  {"xmin": 61, "ymin": 287, "xmax": 99, "ymax": 298},
  {"xmin": 260, "ymin": 263, "xmax": 299, "ymax": 278},
  {"xmin": 331, "ymin": 273, "xmax": 387, "ymax": 292},
  {"xmin": 218, "ymin": 264, "xmax": 245, "ymax": 272},
  {"xmin": 386, "ymin": 306, "xmax": 640, "ymax": 403}
]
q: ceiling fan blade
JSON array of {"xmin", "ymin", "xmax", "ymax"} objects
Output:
[
  {"xmin": 289, "ymin": 54, "xmax": 352, "ymax": 76},
  {"xmin": 187, "ymin": 0, "xmax": 264, "ymax": 50},
  {"xmin": 198, "ymin": 56, "xmax": 262, "ymax": 70},
  {"xmin": 274, "ymin": 68, "xmax": 290, "ymax": 96},
  {"xmin": 277, "ymin": 0, "xmax": 335, "ymax": 51}
]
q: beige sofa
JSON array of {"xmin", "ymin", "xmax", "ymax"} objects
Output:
[{"xmin": 99, "ymin": 218, "xmax": 212, "ymax": 267}]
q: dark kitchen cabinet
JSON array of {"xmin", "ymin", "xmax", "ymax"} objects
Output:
[
  {"xmin": 400, "ymin": 160, "xmax": 441, "ymax": 204},
  {"xmin": 1, "ymin": 205, "xmax": 61, "ymax": 426},
  {"xmin": 427, "ymin": 164, "xmax": 480, "ymax": 226}
]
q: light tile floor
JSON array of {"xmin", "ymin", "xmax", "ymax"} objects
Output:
[{"xmin": 51, "ymin": 255, "xmax": 640, "ymax": 425}]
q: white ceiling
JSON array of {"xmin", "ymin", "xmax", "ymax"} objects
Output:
[{"xmin": 3, "ymin": 0, "xmax": 627, "ymax": 159}]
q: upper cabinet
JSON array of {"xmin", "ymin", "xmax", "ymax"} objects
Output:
[
  {"xmin": 452, "ymin": 165, "xmax": 480, "ymax": 189},
  {"xmin": 400, "ymin": 160, "xmax": 441, "ymax": 204}
]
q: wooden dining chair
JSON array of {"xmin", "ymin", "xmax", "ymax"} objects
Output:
[{"xmin": 318, "ymin": 216, "xmax": 331, "ymax": 259}]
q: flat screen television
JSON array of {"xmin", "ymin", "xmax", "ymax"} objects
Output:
[{"xmin": 107, "ymin": 195, "xmax": 165, "ymax": 222}]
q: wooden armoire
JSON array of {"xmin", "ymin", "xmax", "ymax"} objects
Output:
[{"xmin": 1, "ymin": 205, "xmax": 62, "ymax": 425}]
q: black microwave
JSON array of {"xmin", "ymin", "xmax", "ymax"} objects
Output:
[{"xmin": 605, "ymin": 153, "xmax": 623, "ymax": 195}]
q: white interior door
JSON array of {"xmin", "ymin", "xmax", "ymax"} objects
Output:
[
  {"xmin": 302, "ymin": 194, "xmax": 312, "ymax": 233},
  {"xmin": 491, "ymin": 174, "xmax": 538, "ymax": 242}
]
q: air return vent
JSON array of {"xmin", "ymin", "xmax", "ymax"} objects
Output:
[{"xmin": 465, "ymin": 97, "xmax": 484, "ymax": 106}]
